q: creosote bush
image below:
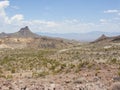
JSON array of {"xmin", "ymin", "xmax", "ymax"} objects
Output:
[{"xmin": 32, "ymin": 71, "xmax": 49, "ymax": 78}]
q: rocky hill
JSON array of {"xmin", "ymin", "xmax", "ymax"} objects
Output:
[
  {"xmin": 0, "ymin": 26, "xmax": 39, "ymax": 38},
  {"xmin": 0, "ymin": 26, "xmax": 75, "ymax": 49},
  {"xmin": 0, "ymin": 32, "xmax": 8, "ymax": 38},
  {"xmin": 9, "ymin": 26, "xmax": 40, "ymax": 38},
  {"xmin": 92, "ymin": 34, "xmax": 120, "ymax": 43},
  {"xmin": 0, "ymin": 27, "xmax": 120, "ymax": 90}
]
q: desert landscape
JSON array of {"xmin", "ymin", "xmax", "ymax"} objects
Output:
[
  {"xmin": 0, "ymin": 0, "xmax": 120, "ymax": 90},
  {"xmin": 0, "ymin": 26, "xmax": 120, "ymax": 90}
]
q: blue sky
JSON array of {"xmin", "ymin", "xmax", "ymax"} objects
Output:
[{"xmin": 0, "ymin": 0, "xmax": 120, "ymax": 33}]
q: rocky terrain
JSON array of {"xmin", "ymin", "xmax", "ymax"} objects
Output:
[{"xmin": 0, "ymin": 27, "xmax": 120, "ymax": 90}]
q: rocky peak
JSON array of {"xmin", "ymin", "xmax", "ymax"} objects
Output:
[
  {"xmin": 92, "ymin": 34, "xmax": 108, "ymax": 43},
  {"xmin": 1, "ymin": 32, "xmax": 6, "ymax": 34},
  {"xmin": 0, "ymin": 32, "xmax": 8, "ymax": 38},
  {"xmin": 100, "ymin": 34, "xmax": 107, "ymax": 38},
  {"xmin": 0, "ymin": 26, "xmax": 40, "ymax": 38},
  {"xmin": 18, "ymin": 26, "xmax": 32, "ymax": 34},
  {"xmin": 11, "ymin": 26, "xmax": 40, "ymax": 38}
]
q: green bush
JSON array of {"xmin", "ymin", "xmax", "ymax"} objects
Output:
[
  {"xmin": 111, "ymin": 58, "xmax": 117, "ymax": 64},
  {"xmin": 32, "ymin": 71, "xmax": 49, "ymax": 78}
]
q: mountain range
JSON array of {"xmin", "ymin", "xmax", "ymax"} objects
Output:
[
  {"xmin": 37, "ymin": 31, "xmax": 120, "ymax": 42},
  {"xmin": 0, "ymin": 26, "xmax": 120, "ymax": 47}
]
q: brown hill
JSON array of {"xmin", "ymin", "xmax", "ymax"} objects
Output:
[
  {"xmin": 94, "ymin": 34, "xmax": 108, "ymax": 42},
  {"xmin": 0, "ymin": 26, "xmax": 75, "ymax": 49},
  {"xmin": 0, "ymin": 26, "xmax": 39, "ymax": 38},
  {"xmin": 92, "ymin": 34, "xmax": 120, "ymax": 43},
  {"xmin": 9, "ymin": 26, "xmax": 40, "ymax": 38}
]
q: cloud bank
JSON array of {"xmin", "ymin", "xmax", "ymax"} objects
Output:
[
  {"xmin": 104, "ymin": 10, "xmax": 119, "ymax": 13},
  {"xmin": 0, "ymin": 1, "xmax": 120, "ymax": 33}
]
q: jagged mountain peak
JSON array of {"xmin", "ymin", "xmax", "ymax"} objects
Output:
[
  {"xmin": 19, "ymin": 26, "xmax": 31, "ymax": 32},
  {"xmin": 100, "ymin": 34, "xmax": 107, "ymax": 38},
  {"xmin": 0, "ymin": 26, "xmax": 40, "ymax": 38},
  {"xmin": 11, "ymin": 26, "xmax": 40, "ymax": 38},
  {"xmin": 0, "ymin": 32, "xmax": 8, "ymax": 38},
  {"xmin": 94, "ymin": 34, "xmax": 108, "ymax": 42}
]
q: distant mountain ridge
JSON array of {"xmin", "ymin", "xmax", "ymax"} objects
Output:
[
  {"xmin": 37, "ymin": 31, "xmax": 120, "ymax": 42},
  {"xmin": 0, "ymin": 27, "xmax": 120, "ymax": 43}
]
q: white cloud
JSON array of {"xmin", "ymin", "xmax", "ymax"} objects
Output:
[
  {"xmin": 11, "ymin": 14, "xmax": 24, "ymax": 22},
  {"xmin": 100, "ymin": 19, "xmax": 108, "ymax": 24},
  {"xmin": 46, "ymin": 21, "xmax": 59, "ymax": 27},
  {"xmin": 118, "ymin": 13, "xmax": 120, "ymax": 16},
  {"xmin": 0, "ymin": 0, "xmax": 9, "ymax": 8},
  {"xmin": 0, "ymin": 0, "xmax": 10, "ymax": 29},
  {"xmin": 11, "ymin": 6, "xmax": 19, "ymax": 10},
  {"xmin": 104, "ymin": 9, "xmax": 119, "ymax": 13},
  {"xmin": 0, "ymin": 0, "xmax": 120, "ymax": 33},
  {"xmin": 0, "ymin": 1, "xmax": 24, "ymax": 28},
  {"xmin": 31, "ymin": 20, "xmax": 59, "ymax": 27},
  {"xmin": 0, "ymin": 0, "xmax": 9, "ymax": 18}
]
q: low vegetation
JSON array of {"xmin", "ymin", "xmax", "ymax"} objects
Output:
[{"xmin": 0, "ymin": 42, "xmax": 120, "ymax": 90}]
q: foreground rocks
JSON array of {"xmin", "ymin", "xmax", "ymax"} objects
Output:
[{"xmin": 0, "ymin": 73, "xmax": 118, "ymax": 90}]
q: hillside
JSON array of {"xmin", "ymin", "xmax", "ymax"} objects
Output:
[
  {"xmin": 0, "ymin": 40, "xmax": 120, "ymax": 89},
  {"xmin": 9, "ymin": 26, "xmax": 40, "ymax": 38},
  {"xmin": 92, "ymin": 34, "xmax": 120, "ymax": 43},
  {"xmin": 0, "ymin": 26, "xmax": 120, "ymax": 89},
  {"xmin": 0, "ymin": 26, "xmax": 75, "ymax": 49},
  {"xmin": 0, "ymin": 26, "xmax": 40, "ymax": 38}
]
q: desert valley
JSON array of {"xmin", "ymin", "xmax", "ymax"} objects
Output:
[{"xmin": 0, "ymin": 26, "xmax": 120, "ymax": 90}]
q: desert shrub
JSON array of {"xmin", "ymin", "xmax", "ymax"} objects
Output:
[
  {"xmin": 11, "ymin": 68, "xmax": 16, "ymax": 73},
  {"xmin": 118, "ymin": 71, "xmax": 120, "ymax": 76},
  {"xmin": 75, "ymin": 61, "xmax": 89, "ymax": 73},
  {"xmin": 111, "ymin": 58, "xmax": 117, "ymax": 64},
  {"xmin": 61, "ymin": 63, "xmax": 66, "ymax": 69},
  {"xmin": 69, "ymin": 63, "xmax": 75, "ymax": 69},
  {"xmin": 0, "ymin": 73, "xmax": 5, "ymax": 78},
  {"xmin": 52, "ymin": 68, "xmax": 62, "ymax": 74},
  {"xmin": 87, "ymin": 62, "xmax": 94, "ymax": 69},
  {"xmin": 77, "ymin": 60, "xmax": 89, "ymax": 69},
  {"xmin": 0, "ymin": 68, "xmax": 3, "ymax": 73},
  {"xmin": 6, "ymin": 74, "xmax": 13, "ymax": 79},
  {"xmin": 32, "ymin": 71, "xmax": 49, "ymax": 78}
]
